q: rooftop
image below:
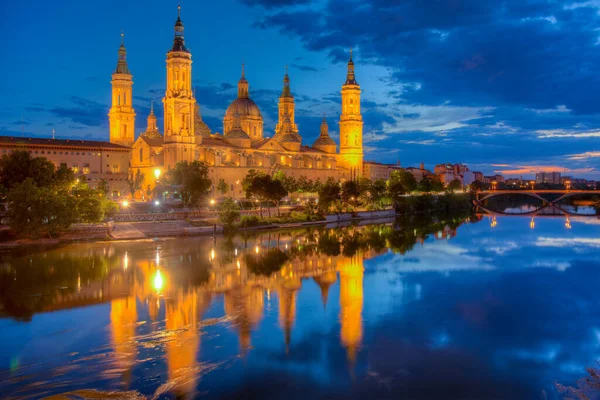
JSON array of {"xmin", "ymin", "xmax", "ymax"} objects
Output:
[{"xmin": 0, "ymin": 136, "xmax": 131, "ymax": 150}]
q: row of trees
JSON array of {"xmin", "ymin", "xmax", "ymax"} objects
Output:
[{"xmin": 0, "ymin": 151, "xmax": 119, "ymax": 238}]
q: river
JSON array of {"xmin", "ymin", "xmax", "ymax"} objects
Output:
[{"xmin": 0, "ymin": 214, "xmax": 599, "ymax": 399}]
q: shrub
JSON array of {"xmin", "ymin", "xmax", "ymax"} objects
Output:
[{"xmin": 240, "ymin": 215, "xmax": 262, "ymax": 227}]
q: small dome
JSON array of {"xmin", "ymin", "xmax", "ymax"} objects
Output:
[
  {"xmin": 313, "ymin": 136, "xmax": 336, "ymax": 146},
  {"xmin": 225, "ymin": 98, "xmax": 262, "ymax": 119},
  {"xmin": 225, "ymin": 128, "xmax": 251, "ymax": 140}
]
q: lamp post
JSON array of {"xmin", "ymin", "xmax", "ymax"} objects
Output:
[
  {"xmin": 491, "ymin": 181, "xmax": 497, "ymax": 192},
  {"xmin": 530, "ymin": 180, "xmax": 535, "ymax": 191},
  {"xmin": 565, "ymin": 180, "xmax": 571, "ymax": 192},
  {"xmin": 154, "ymin": 168, "xmax": 162, "ymax": 201}
]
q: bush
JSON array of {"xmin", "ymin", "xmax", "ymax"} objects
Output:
[
  {"xmin": 240, "ymin": 215, "xmax": 263, "ymax": 227},
  {"xmin": 218, "ymin": 198, "xmax": 240, "ymax": 231}
]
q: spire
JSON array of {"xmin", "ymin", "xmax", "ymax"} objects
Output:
[
  {"xmin": 281, "ymin": 65, "xmax": 292, "ymax": 98},
  {"xmin": 237, "ymin": 63, "xmax": 249, "ymax": 98},
  {"xmin": 321, "ymin": 116, "xmax": 329, "ymax": 135},
  {"xmin": 115, "ymin": 32, "xmax": 130, "ymax": 75},
  {"xmin": 344, "ymin": 47, "xmax": 357, "ymax": 86},
  {"xmin": 171, "ymin": 4, "xmax": 189, "ymax": 53},
  {"xmin": 150, "ymin": 100, "xmax": 154, "ymax": 114}
]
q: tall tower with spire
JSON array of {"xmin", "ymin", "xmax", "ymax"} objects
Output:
[
  {"xmin": 108, "ymin": 33, "xmax": 136, "ymax": 147},
  {"xmin": 339, "ymin": 49, "xmax": 364, "ymax": 179},
  {"xmin": 163, "ymin": 5, "xmax": 196, "ymax": 170},
  {"xmin": 275, "ymin": 66, "xmax": 299, "ymax": 140}
]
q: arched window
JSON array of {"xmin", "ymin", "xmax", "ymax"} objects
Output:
[
  {"xmin": 123, "ymin": 91, "xmax": 127, "ymax": 105},
  {"xmin": 344, "ymin": 133, "xmax": 348, "ymax": 146},
  {"xmin": 117, "ymin": 93, "xmax": 121, "ymax": 106},
  {"xmin": 349, "ymin": 99, "xmax": 354, "ymax": 113},
  {"xmin": 139, "ymin": 147, "xmax": 143, "ymax": 162}
]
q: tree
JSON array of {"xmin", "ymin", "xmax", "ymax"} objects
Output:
[
  {"xmin": 245, "ymin": 248, "xmax": 289, "ymax": 276},
  {"xmin": 216, "ymin": 178, "xmax": 229, "ymax": 197},
  {"xmin": 218, "ymin": 197, "xmax": 240, "ymax": 231},
  {"xmin": 166, "ymin": 161, "xmax": 212, "ymax": 208},
  {"xmin": 318, "ymin": 178, "xmax": 341, "ymax": 214},
  {"xmin": 389, "ymin": 170, "xmax": 417, "ymax": 193},
  {"xmin": 417, "ymin": 176, "xmax": 443, "ymax": 193},
  {"xmin": 469, "ymin": 180, "xmax": 488, "ymax": 192},
  {"xmin": 370, "ymin": 179, "xmax": 390, "ymax": 210},
  {"xmin": 127, "ymin": 169, "xmax": 145, "ymax": 198},
  {"xmin": 447, "ymin": 179, "xmax": 462, "ymax": 192},
  {"xmin": 266, "ymin": 177, "xmax": 287, "ymax": 216},
  {"xmin": 0, "ymin": 150, "xmax": 72, "ymax": 190},
  {"xmin": 7, "ymin": 179, "xmax": 78, "ymax": 238},
  {"xmin": 98, "ymin": 179, "xmax": 109, "ymax": 195},
  {"xmin": 78, "ymin": 197, "xmax": 104, "ymax": 224},
  {"xmin": 341, "ymin": 180, "xmax": 360, "ymax": 209}
]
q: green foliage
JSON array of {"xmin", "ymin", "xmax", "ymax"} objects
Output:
[
  {"xmin": 103, "ymin": 200, "xmax": 119, "ymax": 218},
  {"xmin": 242, "ymin": 169, "xmax": 287, "ymax": 217},
  {"xmin": 0, "ymin": 150, "xmax": 75, "ymax": 190},
  {"xmin": 318, "ymin": 178, "xmax": 341, "ymax": 213},
  {"xmin": 218, "ymin": 197, "xmax": 240, "ymax": 231},
  {"xmin": 216, "ymin": 178, "xmax": 229, "ymax": 196},
  {"xmin": 166, "ymin": 161, "xmax": 211, "ymax": 207},
  {"xmin": 469, "ymin": 180, "xmax": 489, "ymax": 192},
  {"xmin": 447, "ymin": 179, "xmax": 463, "ymax": 192},
  {"xmin": 127, "ymin": 169, "xmax": 145, "ymax": 197},
  {"xmin": 78, "ymin": 197, "xmax": 104, "ymax": 224},
  {"xmin": 240, "ymin": 215, "xmax": 262, "ymax": 227},
  {"xmin": 389, "ymin": 170, "xmax": 417, "ymax": 193},
  {"xmin": 7, "ymin": 179, "xmax": 78, "ymax": 238},
  {"xmin": 303, "ymin": 198, "xmax": 318, "ymax": 215},
  {"xmin": 98, "ymin": 178, "xmax": 110, "ymax": 195},
  {"xmin": 416, "ymin": 176, "xmax": 444, "ymax": 193}
]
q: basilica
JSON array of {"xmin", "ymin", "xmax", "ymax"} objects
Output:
[{"xmin": 110, "ymin": 6, "xmax": 367, "ymax": 199}]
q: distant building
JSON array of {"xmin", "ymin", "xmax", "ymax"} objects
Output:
[
  {"xmin": 405, "ymin": 162, "xmax": 433, "ymax": 182},
  {"xmin": 536, "ymin": 172, "xmax": 561, "ymax": 185},
  {"xmin": 363, "ymin": 161, "xmax": 402, "ymax": 181},
  {"xmin": 434, "ymin": 163, "xmax": 470, "ymax": 185},
  {"xmin": 463, "ymin": 171, "xmax": 475, "ymax": 186},
  {"xmin": 0, "ymin": 136, "xmax": 130, "ymax": 197},
  {"xmin": 473, "ymin": 171, "xmax": 484, "ymax": 182}
]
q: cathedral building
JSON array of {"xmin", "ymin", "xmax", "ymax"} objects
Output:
[{"xmin": 125, "ymin": 6, "xmax": 365, "ymax": 199}]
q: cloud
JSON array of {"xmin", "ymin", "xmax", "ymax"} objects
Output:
[
  {"xmin": 535, "ymin": 237, "xmax": 600, "ymax": 248},
  {"xmin": 567, "ymin": 151, "xmax": 600, "ymax": 161},
  {"xmin": 536, "ymin": 129, "xmax": 600, "ymax": 139},
  {"xmin": 290, "ymin": 63, "xmax": 319, "ymax": 72},
  {"xmin": 240, "ymin": 0, "xmax": 312, "ymax": 9},
  {"xmin": 494, "ymin": 165, "xmax": 595, "ymax": 176},
  {"xmin": 46, "ymin": 96, "xmax": 108, "ymax": 127}
]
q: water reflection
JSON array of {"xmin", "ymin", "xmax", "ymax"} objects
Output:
[{"xmin": 1, "ymin": 214, "xmax": 599, "ymax": 399}]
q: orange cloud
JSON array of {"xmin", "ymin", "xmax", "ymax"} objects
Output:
[{"xmin": 494, "ymin": 165, "xmax": 595, "ymax": 175}]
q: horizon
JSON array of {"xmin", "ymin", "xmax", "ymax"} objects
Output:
[{"xmin": 1, "ymin": 0, "xmax": 599, "ymax": 179}]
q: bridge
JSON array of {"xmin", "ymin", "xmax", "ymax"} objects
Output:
[{"xmin": 475, "ymin": 189, "xmax": 600, "ymax": 204}]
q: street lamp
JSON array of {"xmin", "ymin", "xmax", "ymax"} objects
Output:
[
  {"xmin": 491, "ymin": 181, "xmax": 497, "ymax": 191},
  {"xmin": 530, "ymin": 180, "xmax": 535, "ymax": 191},
  {"xmin": 154, "ymin": 168, "xmax": 161, "ymax": 180},
  {"xmin": 565, "ymin": 180, "xmax": 571, "ymax": 191}
]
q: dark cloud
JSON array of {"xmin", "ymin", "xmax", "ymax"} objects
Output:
[
  {"xmin": 10, "ymin": 120, "xmax": 31, "ymax": 126},
  {"xmin": 290, "ymin": 63, "xmax": 318, "ymax": 72},
  {"xmin": 48, "ymin": 96, "xmax": 108, "ymax": 127},
  {"xmin": 240, "ymin": 0, "xmax": 313, "ymax": 9},
  {"xmin": 254, "ymin": 0, "xmax": 600, "ymax": 115}
]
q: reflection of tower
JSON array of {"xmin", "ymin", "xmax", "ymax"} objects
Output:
[
  {"xmin": 278, "ymin": 275, "xmax": 301, "ymax": 353},
  {"xmin": 165, "ymin": 289, "xmax": 199, "ymax": 398},
  {"xmin": 224, "ymin": 286, "xmax": 265, "ymax": 353},
  {"xmin": 339, "ymin": 49, "xmax": 363, "ymax": 178},
  {"xmin": 314, "ymin": 270, "xmax": 337, "ymax": 308},
  {"xmin": 163, "ymin": 5, "xmax": 196, "ymax": 170},
  {"xmin": 338, "ymin": 251, "xmax": 364, "ymax": 367},
  {"xmin": 110, "ymin": 295, "xmax": 138, "ymax": 387}
]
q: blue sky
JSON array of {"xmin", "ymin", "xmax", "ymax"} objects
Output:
[{"xmin": 1, "ymin": 0, "xmax": 600, "ymax": 178}]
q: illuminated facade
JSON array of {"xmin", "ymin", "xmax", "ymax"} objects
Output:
[
  {"xmin": 124, "ymin": 6, "xmax": 369, "ymax": 198},
  {"xmin": 108, "ymin": 33, "xmax": 136, "ymax": 148}
]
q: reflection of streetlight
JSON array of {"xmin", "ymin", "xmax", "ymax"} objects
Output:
[
  {"xmin": 491, "ymin": 216, "xmax": 497, "ymax": 228},
  {"xmin": 565, "ymin": 217, "xmax": 571, "ymax": 229},
  {"xmin": 153, "ymin": 270, "xmax": 163, "ymax": 292},
  {"xmin": 530, "ymin": 218, "xmax": 535, "ymax": 229}
]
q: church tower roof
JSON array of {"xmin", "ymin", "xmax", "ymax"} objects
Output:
[
  {"xmin": 238, "ymin": 63, "xmax": 249, "ymax": 99},
  {"xmin": 313, "ymin": 117, "xmax": 336, "ymax": 147},
  {"xmin": 115, "ymin": 32, "xmax": 130, "ymax": 75},
  {"xmin": 344, "ymin": 48, "xmax": 358, "ymax": 86},
  {"xmin": 281, "ymin": 65, "xmax": 292, "ymax": 98},
  {"xmin": 170, "ymin": 5, "xmax": 189, "ymax": 53}
]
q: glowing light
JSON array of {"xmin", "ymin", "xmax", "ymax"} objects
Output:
[
  {"xmin": 237, "ymin": 260, "xmax": 241, "ymax": 269},
  {"xmin": 122, "ymin": 200, "xmax": 129, "ymax": 207},
  {"xmin": 210, "ymin": 248, "xmax": 215, "ymax": 261},
  {"xmin": 155, "ymin": 249, "xmax": 160, "ymax": 266},
  {"xmin": 154, "ymin": 200, "xmax": 160, "ymax": 206},
  {"xmin": 154, "ymin": 168, "xmax": 161, "ymax": 179},
  {"xmin": 491, "ymin": 216, "xmax": 497, "ymax": 228},
  {"xmin": 210, "ymin": 199, "xmax": 215, "ymax": 205},
  {"xmin": 124, "ymin": 252, "xmax": 129, "ymax": 270},
  {"xmin": 565, "ymin": 218, "xmax": 571, "ymax": 229},
  {"xmin": 530, "ymin": 218, "xmax": 535, "ymax": 229},
  {"xmin": 153, "ymin": 270, "xmax": 163, "ymax": 291},
  {"xmin": 234, "ymin": 248, "xmax": 238, "ymax": 256},
  {"xmin": 255, "ymin": 245, "xmax": 260, "ymax": 254}
]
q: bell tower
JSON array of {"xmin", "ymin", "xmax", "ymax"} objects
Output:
[
  {"xmin": 163, "ymin": 5, "xmax": 196, "ymax": 170},
  {"xmin": 339, "ymin": 49, "xmax": 363, "ymax": 179},
  {"xmin": 275, "ymin": 66, "xmax": 299, "ymax": 140},
  {"xmin": 109, "ymin": 33, "xmax": 136, "ymax": 147}
]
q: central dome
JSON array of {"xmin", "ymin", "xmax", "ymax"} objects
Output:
[{"xmin": 225, "ymin": 98, "xmax": 262, "ymax": 119}]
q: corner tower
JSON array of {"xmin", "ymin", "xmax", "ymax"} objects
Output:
[
  {"xmin": 339, "ymin": 49, "xmax": 363, "ymax": 179},
  {"xmin": 163, "ymin": 5, "xmax": 196, "ymax": 170},
  {"xmin": 109, "ymin": 33, "xmax": 136, "ymax": 147}
]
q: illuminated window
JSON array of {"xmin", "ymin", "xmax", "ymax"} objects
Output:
[
  {"xmin": 72, "ymin": 164, "xmax": 79, "ymax": 173},
  {"xmin": 112, "ymin": 164, "xmax": 120, "ymax": 173},
  {"xmin": 83, "ymin": 163, "xmax": 90, "ymax": 174}
]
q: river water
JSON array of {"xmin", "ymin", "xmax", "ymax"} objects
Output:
[{"xmin": 1, "ymin": 214, "xmax": 599, "ymax": 399}]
